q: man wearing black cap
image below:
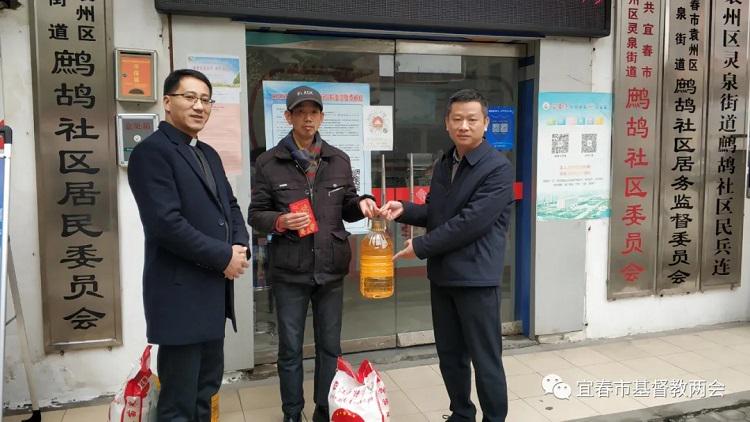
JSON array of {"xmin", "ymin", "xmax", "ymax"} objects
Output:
[{"xmin": 249, "ymin": 85, "xmax": 378, "ymax": 422}]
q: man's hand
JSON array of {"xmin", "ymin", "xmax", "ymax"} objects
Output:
[
  {"xmin": 224, "ymin": 245, "xmax": 250, "ymax": 279},
  {"xmin": 393, "ymin": 238, "xmax": 416, "ymax": 261},
  {"xmin": 278, "ymin": 212, "xmax": 311, "ymax": 230},
  {"xmin": 359, "ymin": 198, "xmax": 379, "ymax": 219},
  {"xmin": 379, "ymin": 201, "xmax": 404, "ymax": 221}
]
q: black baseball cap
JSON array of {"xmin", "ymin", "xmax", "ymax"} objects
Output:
[{"xmin": 286, "ymin": 86, "xmax": 323, "ymax": 111}]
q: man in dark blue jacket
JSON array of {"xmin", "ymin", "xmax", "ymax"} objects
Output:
[
  {"xmin": 128, "ymin": 69, "xmax": 250, "ymax": 422},
  {"xmin": 381, "ymin": 89, "xmax": 513, "ymax": 422}
]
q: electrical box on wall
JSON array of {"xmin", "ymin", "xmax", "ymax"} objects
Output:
[{"xmin": 116, "ymin": 114, "xmax": 159, "ymax": 166}]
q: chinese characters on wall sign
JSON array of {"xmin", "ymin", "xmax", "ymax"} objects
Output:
[
  {"xmin": 701, "ymin": 0, "xmax": 748, "ymax": 290},
  {"xmin": 657, "ymin": 0, "xmax": 709, "ymax": 295},
  {"xmin": 609, "ymin": 0, "xmax": 749, "ymax": 299},
  {"xmin": 609, "ymin": 0, "xmax": 663, "ymax": 299},
  {"xmin": 31, "ymin": 0, "xmax": 121, "ymax": 351}
]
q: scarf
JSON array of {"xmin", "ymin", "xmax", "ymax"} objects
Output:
[{"xmin": 281, "ymin": 131, "xmax": 322, "ymax": 185}]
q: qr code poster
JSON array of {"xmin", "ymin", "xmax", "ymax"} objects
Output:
[
  {"xmin": 537, "ymin": 92, "xmax": 612, "ymax": 221},
  {"xmin": 551, "ymin": 134, "xmax": 570, "ymax": 155},
  {"xmin": 351, "ymin": 168, "xmax": 361, "ymax": 192},
  {"xmin": 581, "ymin": 134, "xmax": 597, "ymax": 154}
]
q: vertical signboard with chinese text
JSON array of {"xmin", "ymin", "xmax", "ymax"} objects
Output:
[
  {"xmin": 701, "ymin": 0, "xmax": 748, "ymax": 290},
  {"xmin": 609, "ymin": 0, "xmax": 664, "ymax": 299},
  {"xmin": 30, "ymin": 0, "xmax": 121, "ymax": 351},
  {"xmin": 657, "ymin": 0, "xmax": 709, "ymax": 295}
]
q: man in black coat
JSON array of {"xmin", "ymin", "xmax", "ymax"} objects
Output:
[
  {"xmin": 381, "ymin": 89, "xmax": 513, "ymax": 422},
  {"xmin": 128, "ymin": 69, "xmax": 250, "ymax": 422},
  {"xmin": 248, "ymin": 86, "xmax": 378, "ymax": 422}
]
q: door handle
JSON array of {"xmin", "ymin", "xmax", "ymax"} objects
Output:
[
  {"xmin": 514, "ymin": 182, "xmax": 523, "ymax": 201},
  {"xmin": 408, "ymin": 153, "xmax": 414, "ymax": 239},
  {"xmin": 380, "ymin": 153, "xmax": 387, "ymax": 205}
]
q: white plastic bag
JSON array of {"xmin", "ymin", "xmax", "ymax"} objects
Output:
[
  {"xmin": 108, "ymin": 345, "xmax": 160, "ymax": 422},
  {"xmin": 328, "ymin": 356, "xmax": 390, "ymax": 422}
]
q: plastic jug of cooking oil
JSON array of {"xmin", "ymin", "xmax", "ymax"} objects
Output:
[{"xmin": 359, "ymin": 218, "xmax": 394, "ymax": 299}]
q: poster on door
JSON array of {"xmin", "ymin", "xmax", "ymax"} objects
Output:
[
  {"xmin": 487, "ymin": 106, "xmax": 515, "ymax": 151},
  {"xmin": 363, "ymin": 105, "xmax": 393, "ymax": 151},
  {"xmin": 262, "ymin": 81, "xmax": 372, "ymax": 234},
  {"xmin": 537, "ymin": 92, "xmax": 612, "ymax": 221}
]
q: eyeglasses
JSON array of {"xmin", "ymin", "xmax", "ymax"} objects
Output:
[{"xmin": 167, "ymin": 92, "xmax": 216, "ymax": 107}]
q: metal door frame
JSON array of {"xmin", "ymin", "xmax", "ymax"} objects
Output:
[
  {"xmin": 396, "ymin": 40, "xmax": 526, "ymax": 57},
  {"xmin": 246, "ymin": 34, "xmax": 527, "ymax": 58}
]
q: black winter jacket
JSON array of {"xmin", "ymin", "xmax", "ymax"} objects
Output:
[
  {"xmin": 248, "ymin": 132, "xmax": 369, "ymax": 284},
  {"xmin": 398, "ymin": 140, "xmax": 514, "ymax": 287}
]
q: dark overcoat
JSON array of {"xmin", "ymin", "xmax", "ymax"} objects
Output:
[{"xmin": 128, "ymin": 121, "xmax": 249, "ymax": 345}]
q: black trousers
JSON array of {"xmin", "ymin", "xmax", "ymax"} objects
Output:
[
  {"xmin": 156, "ymin": 339, "xmax": 224, "ymax": 422},
  {"xmin": 431, "ymin": 284, "xmax": 508, "ymax": 422},
  {"xmin": 274, "ymin": 280, "xmax": 343, "ymax": 417}
]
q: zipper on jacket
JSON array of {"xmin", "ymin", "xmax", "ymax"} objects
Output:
[
  {"xmin": 294, "ymin": 162, "xmax": 315, "ymax": 205},
  {"xmin": 310, "ymin": 161, "xmax": 319, "ymax": 204}
]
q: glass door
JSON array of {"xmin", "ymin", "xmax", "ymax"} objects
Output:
[
  {"xmin": 389, "ymin": 43, "xmax": 522, "ymax": 345},
  {"xmin": 247, "ymin": 34, "xmax": 398, "ymax": 363},
  {"xmin": 246, "ymin": 33, "xmax": 524, "ymax": 364}
]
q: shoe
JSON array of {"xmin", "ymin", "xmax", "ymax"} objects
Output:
[
  {"xmin": 312, "ymin": 405, "xmax": 329, "ymax": 422},
  {"xmin": 443, "ymin": 415, "xmax": 473, "ymax": 422},
  {"xmin": 283, "ymin": 414, "xmax": 301, "ymax": 422}
]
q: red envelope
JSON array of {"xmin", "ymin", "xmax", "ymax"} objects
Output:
[{"xmin": 289, "ymin": 198, "xmax": 319, "ymax": 237}]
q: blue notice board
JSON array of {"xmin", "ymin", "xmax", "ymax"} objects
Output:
[{"xmin": 487, "ymin": 106, "xmax": 515, "ymax": 151}]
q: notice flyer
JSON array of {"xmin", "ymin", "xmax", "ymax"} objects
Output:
[
  {"xmin": 187, "ymin": 55, "xmax": 243, "ymax": 175},
  {"xmin": 363, "ymin": 105, "xmax": 393, "ymax": 151}
]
